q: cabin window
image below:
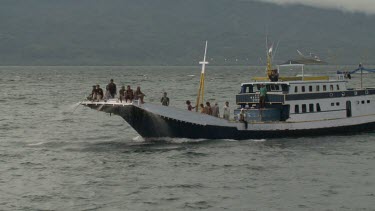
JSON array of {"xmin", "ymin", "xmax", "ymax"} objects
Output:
[
  {"xmin": 336, "ymin": 84, "xmax": 340, "ymax": 90},
  {"xmin": 336, "ymin": 102, "xmax": 340, "ymax": 106},
  {"xmin": 281, "ymin": 85, "xmax": 289, "ymax": 92},
  {"xmin": 295, "ymin": 86, "xmax": 298, "ymax": 93},
  {"xmin": 270, "ymin": 84, "xmax": 280, "ymax": 91},
  {"xmin": 309, "ymin": 86, "xmax": 313, "ymax": 92},
  {"xmin": 331, "ymin": 102, "xmax": 334, "ymax": 106},
  {"xmin": 316, "ymin": 103, "xmax": 321, "ymax": 112},
  {"xmin": 367, "ymin": 100, "xmax": 370, "ymax": 103},
  {"xmin": 316, "ymin": 85, "xmax": 320, "ymax": 92},
  {"xmin": 241, "ymin": 86, "xmax": 246, "ymax": 93},
  {"xmin": 330, "ymin": 85, "xmax": 334, "ymax": 91},
  {"xmin": 295, "ymin": 105, "xmax": 299, "ymax": 113},
  {"xmin": 309, "ymin": 104, "xmax": 314, "ymax": 112},
  {"xmin": 244, "ymin": 86, "xmax": 248, "ymax": 93},
  {"xmin": 248, "ymin": 85, "xmax": 254, "ymax": 93},
  {"xmin": 323, "ymin": 85, "xmax": 327, "ymax": 91},
  {"xmin": 302, "ymin": 86, "xmax": 306, "ymax": 93},
  {"xmin": 302, "ymin": 104, "xmax": 307, "ymax": 113},
  {"xmin": 362, "ymin": 100, "xmax": 365, "ymax": 104}
]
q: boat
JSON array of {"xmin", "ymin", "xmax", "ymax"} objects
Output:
[
  {"xmin": 81, "ymin": 42, "xmax": 375, "ymax": 140},
  {"xmin": 337, "ymin": 64, "xmax": 375, "ymax": 75}
]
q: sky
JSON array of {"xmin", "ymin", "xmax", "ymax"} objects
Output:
[{"xmin": 253, "ymin": 0, "xmax": 375, "ymax": 15}]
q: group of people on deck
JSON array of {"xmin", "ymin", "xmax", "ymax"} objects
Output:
[
  {"xmin": 119, "ymin": 85, "xmax": 145, "ymax": 103},
  {"xmin": 88, "ymin": 79, "xmax": 233, "ymax": 120},
  {"xmin": 88, "ymin": 79, "xmax": 145, "ymax": 103},
  {"xmin": 185, "ymin": 100, "xmax": 230, "ymax": 120}
]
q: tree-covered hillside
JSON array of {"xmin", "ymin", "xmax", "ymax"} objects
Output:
[{"xmin": 0, "ymin": 0, "xmax": 374, "ymax": 65}]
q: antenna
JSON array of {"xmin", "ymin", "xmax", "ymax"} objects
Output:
[
  {"xmin": 272, "ymin": 40, "xmax": 280, "ymax": 61},
  {"xmin": 199, "ymin": 41, "xmax": 209, "ymax": 73}
]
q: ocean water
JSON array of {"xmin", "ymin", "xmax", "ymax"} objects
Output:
[{"xmin": 0, "ymin": 66, "xmax": 374, "ymax": 210}]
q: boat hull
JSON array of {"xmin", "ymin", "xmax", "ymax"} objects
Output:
[{"xmin": 83, "ymin": 102, "xmax": 375, "ymax": 140}]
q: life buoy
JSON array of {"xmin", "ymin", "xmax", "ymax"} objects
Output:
[
  {"xmin": 365, "ymin": 90, "xmax": 369, "ymax": 95},
  {"xmin": 329, "ymin": 93, "xmax": 334, "ymax": 97},
  {"xmin": 341, "ymin": 92, "xmax": 345, "ymax": 97},
  {"xmin": 354, "ymin": 91, "xmax": 358, "ymax": 95}
]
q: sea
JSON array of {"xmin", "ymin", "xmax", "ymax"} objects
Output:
[{"xmin": 1, "ymin": 65, "xmax": 374, "ymax": 211}]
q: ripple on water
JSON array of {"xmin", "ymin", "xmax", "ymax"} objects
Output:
[
  {"xmin": 182, "ymin": 201, "xmax": 212, "ymax": 209},
  {"xmin": 161, "ymin": 197, "xmax": 180, "ymax": 201},
  {"xmin": 163, "ymin": 183, "xmax": 205, "ymax": 189},
  {"xmin": 23, "ymin": 101, "xmax": 40, "ymax": 106},
  {"xmin": 182, "ymin": 151, "xmax": 208, "ymax": 157}
]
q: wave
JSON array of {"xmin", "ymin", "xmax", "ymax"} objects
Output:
[{"xmin": 26, "ymin": 142, "xmax": 46, "ymax": 146}]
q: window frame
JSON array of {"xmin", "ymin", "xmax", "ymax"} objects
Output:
[{"xmin": 295, "ymin": 105, "xmax": 300, "ymax": 113}]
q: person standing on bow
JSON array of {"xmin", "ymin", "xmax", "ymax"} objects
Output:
[
  {"xmin": 161, "ymin": 92, "xmax": 169, "ymax": 106},
  {"xmin": 212, "ymin": 102, "xmax": 220, "ymax": 117},
  {"xmin": 223, "ymin": 101, "xmax": 230, "ymax": 120},
  {"xmin": 106, "ymin": 79, "xmax": 117, "ymax": 99},
  {"xmin": 186, "ymin": 100, "xmax": 195, "ymax": 111},
  {"xmin": 204, "ymin": 102, "xmax": 213, "ymax": 115}
]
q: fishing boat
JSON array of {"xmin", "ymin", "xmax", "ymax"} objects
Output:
[
  {"xmin": 81, "ymin": 42, "xmax": 375, "ymax": 140},
  {"xmin": 337, "ymin": 64, "xmax": 375, "ymax": 75}
]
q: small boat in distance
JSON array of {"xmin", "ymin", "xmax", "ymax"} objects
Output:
[
  {"xmin": 81, "ymin": 42, "xmax": 375, "ymax": 140},
  {"xmin": 337, "ymin": 63, "xmax": 375, "ymax": 75}
]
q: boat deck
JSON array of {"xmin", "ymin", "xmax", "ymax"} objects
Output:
[{"xmin": 81, "ymin": 100, "xmax": 233, "ymax": 127}]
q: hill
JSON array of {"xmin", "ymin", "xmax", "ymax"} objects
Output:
[{"xmin": 0, "ymin": 0, "xmax": 374, "ymax": 65}]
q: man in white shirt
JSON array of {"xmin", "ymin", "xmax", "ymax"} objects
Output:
[{"xmin": 223, "ymin": 101, "xmax": 230, "ymax": 120}]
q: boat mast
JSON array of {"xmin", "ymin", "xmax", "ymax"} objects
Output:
[
  {"xmin": 266, "ymin": 37, "xmax": 273, "ymax": 78},
  {"xmin": 195, "ymin": 41, "xmax": 209, "ymax": 112}
]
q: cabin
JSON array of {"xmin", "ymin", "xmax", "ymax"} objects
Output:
[{"xmin": 235, "ymin": 80, "xmax": 375, "ymax": 123}]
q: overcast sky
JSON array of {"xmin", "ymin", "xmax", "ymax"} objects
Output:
[{"xmin": 253, "ymin": 0, "xmax": 375, "ymax": 15}]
